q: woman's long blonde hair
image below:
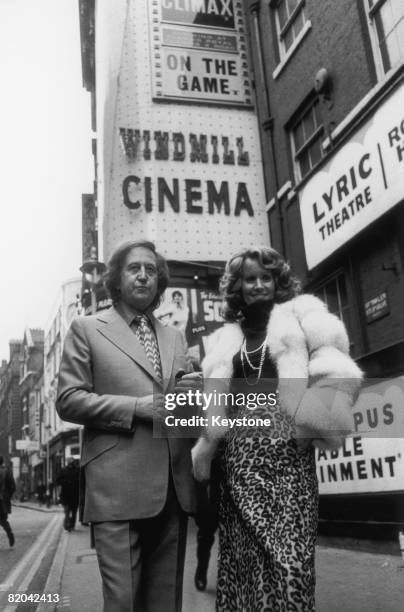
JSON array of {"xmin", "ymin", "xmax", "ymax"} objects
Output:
[{"xmin": 220, "ymin": 246, "xmax": 301, "ymax": 321}]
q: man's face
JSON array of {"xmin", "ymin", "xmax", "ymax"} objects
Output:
[{"xmin": 119, "ymin": 247, "xmax": 159, "ymax": 312}]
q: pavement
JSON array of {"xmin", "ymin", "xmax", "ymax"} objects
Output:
[
  {"xmin": 47, "ymin": 521, "xmax": 217, "ymax": 612},
  {"xmin": 12, "ymin": 501, "xmax": 404, "ymax": 611},
  {"xmin": 49, "ymin": 520, "xmax": 404, "ymax": 611},
  {"xmin": 315, "ymin": 546, "xmax": 404, "ymax": 612}
]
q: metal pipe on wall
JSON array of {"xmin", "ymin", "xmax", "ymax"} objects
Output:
[{"xmin": 248, "ymin": 1, "xmax": 287, "ymax": 256}]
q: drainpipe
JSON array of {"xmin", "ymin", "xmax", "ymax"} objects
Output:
[{"xmin": 248, "ymin": 1, "xmax": 287, "ymax": 256}]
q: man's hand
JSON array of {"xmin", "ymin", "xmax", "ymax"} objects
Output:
[
  {"xmin": 174, "ymin": 371, "xmax": 203, "ymax": 394},
  {"xmin": 135, "ymin": 393, "xmax": 166, "ymax": 423}
]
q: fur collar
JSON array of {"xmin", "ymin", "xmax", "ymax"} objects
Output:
[
  {"xmin": 203, "ymin": 294, "xmax": 353, "ymax": 380},
  {"xmin": 202, "ymin": 295, "xmax": 362, "ymax": 447},
  {"xmin": 201, "ymin": 294, "xmax": 363, "ymax": 439}
]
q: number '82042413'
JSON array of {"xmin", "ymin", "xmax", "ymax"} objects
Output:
[{"xmin": 7, "ymin": 593, "xmax": 60, "ymax": 603}]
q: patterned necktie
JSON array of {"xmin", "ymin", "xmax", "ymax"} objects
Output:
[{"xmin": 133, "ymin": 315, "xmax": 163, "ymax": 382}]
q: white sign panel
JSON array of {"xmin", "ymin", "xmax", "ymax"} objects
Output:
[
  {"xmin": 161, "ymin": 47, "xmax": 246, "ymax": 103},
  {"xmin": 317, "ymin": 435, "xmax": 404, "ymax": 495},
  {"xmin": 317, "ymin": 377, "xmax": 404, "ymax": 495},
  {"xmin": 16, "ymin": 439, "xmax": 40, "ymax": 451},
  {"xmin": 150, "ymin": 0, "xmax": 252, "ymax": 106},
  {"xmin": 16, "ymin": 440, "xmax": 30, "ymax": 450},
  {"xmin": 300, "ymin": 83, "xmax": 404, "ymax": 269},
  {"xmin": 116, "ymin": 120, "xmax": 269, "ymax": 261}
]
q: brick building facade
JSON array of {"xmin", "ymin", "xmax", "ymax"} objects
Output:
[
  {"xmin": 19, "ymin": 328, "xmax": 44, "ymax": 496},
  {"xmin": 0, "ymin": 340, "xmax": 23, "ymax": 477},
  {"xmin": 246, "ymin": 0, "xmax": 404, "ymax": 538}
]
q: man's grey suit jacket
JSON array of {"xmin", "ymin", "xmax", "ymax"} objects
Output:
[{"xmin": 56, "ymin": 306, "xmax": 196, "ymax": 523}]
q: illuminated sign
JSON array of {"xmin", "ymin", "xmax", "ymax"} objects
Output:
[
  {"xmin": 120, "ymin": 128, "xmax": 254, "ymax": 216},
  {"xmin": 161, "ymin": 48, "xmax": 245, "ymax": 102},
  {"xmin": 99, "ymin": 0, "xmax": 269, "ymax": 262},
  {"xmin": 300, "ymin": 83, "xmax": 404, "ymax": 269},
  {"xmin": 150, "ymin": 0, "xmax": 251, "ymax": 105}
]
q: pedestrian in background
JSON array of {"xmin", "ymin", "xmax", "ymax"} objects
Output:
[
  {"xmin": 36, "ymin": 480, "xmax": 46, "ymax": 506},
  {"xmin": 0, "ymin": 456, "xmax": 15, "ymax": 548},
  {"xmin": 45, "ymin": 479, "xmax": 53, "ymax": 508},
  {"xmin": 57, "ymin": 240, "xmax": 202, "ymax": 612},
  {"xmin": 57, "ymin": 458, "xmax": 80, "ymax": 532},
  {"xmin": 193, "ymin": 246, "xmax": 363, "ymax": 611}
]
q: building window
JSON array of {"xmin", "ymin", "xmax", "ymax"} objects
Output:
[
  {"xmin": 367, "ymin": 0, "xmax": 404, "ymax": 74},
  {"xmin": 272, "ymin": 0, "xmax": 307, "ymax": 56},
  {"xmin": 290, "ymin": 98, "xmax": 324, "ymax": 181},
  {"xmin": 315, "ymin": 274, "xmax": 353, "ymax": 340}
]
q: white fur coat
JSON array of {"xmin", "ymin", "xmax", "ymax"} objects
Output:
[
  {"xmin": 197, "ymin": 294, "xmax": 363, "ymax": 450},
  {"xmin": 192, "ymin": 295, "xmax": 363, "ymax": 480}
]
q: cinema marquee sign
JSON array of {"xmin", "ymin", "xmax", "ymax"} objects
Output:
[
  {"xmin": 149, "ymin": 0, "xmax": 252, "ymax": 105},
  {"xmin": 300, "ymin": 83, "xmax": 404, "ymax": 269},
  {"xmin": 120, "ymin": 127, "xmax": 254, "ymax": 216}
]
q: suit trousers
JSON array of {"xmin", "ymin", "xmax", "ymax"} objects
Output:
[
  {"xmin": 93, "ymin": 479, "xmax": 188, "ymax": 612},
  {"xmin": 194, "ymin": 453, "xmax": 222, "ymax": 568}
]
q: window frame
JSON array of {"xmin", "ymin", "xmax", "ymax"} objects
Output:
[
  {"xmin": 365, "ymin": 0, "xmax": 404, "ymax": 78},
  {"xmin": 278, "ymin": 0, "xmax": 305, "ymax": 42},
  {"xmin": 270, "ymin": 0, "xmax": 308, "ymax": 57},
  {"xmin": 288, "ymin": 96, "xmax": 325, "ymax": 183},
  {"xmin": 313, "ymin": 271, "xmax": 354, "ymax": 346}
]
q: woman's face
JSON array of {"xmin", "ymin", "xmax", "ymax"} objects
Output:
[{"xmin": 241, "ymin": 258, "xmax": 275, "ymax": 305}]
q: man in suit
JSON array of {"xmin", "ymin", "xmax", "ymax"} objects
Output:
[
  {"xmin": 57, "ymin": 241, "xmax": 202, "ymax": 612},
  {"xmin": 0, "ymin": 456, "xmax": 15, "ymax": 547}
]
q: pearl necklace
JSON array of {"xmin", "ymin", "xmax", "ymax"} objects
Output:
[{"xmin": 240, "ymin": 337, "xmax": 267, "ymax": 385}]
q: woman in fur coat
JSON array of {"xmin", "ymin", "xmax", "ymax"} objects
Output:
[{"xmin": 192, "ymin": 246, "xmax": 362, "ymax": 612}]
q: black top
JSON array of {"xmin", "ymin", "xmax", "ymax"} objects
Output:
[{"xmin": 231, "ymin": 300, "xmax": 278, "ymax": 394}]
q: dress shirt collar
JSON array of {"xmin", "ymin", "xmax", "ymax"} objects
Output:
[{"xmin": 115, "ymin": 303, "xmax": 156, "ymax": 330}]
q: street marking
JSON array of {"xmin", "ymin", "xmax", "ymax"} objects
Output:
[
  {"xmin": 0, "ymin": 515, "xmax": 61, "ymax": 610},
  {"xmin": 0, "ymin": 515, "xmax": 60, "ymax": 590},
  {"xmin": 18, "ymin": 517, "xmax": 61, "ymax": 591},
  {"xmin": 57, "ymin": 595, "xmax": 71, "ymax": 609},
  {"xmin": 36, "ymin": 530, "xmax": 68, "ymax": 612}
]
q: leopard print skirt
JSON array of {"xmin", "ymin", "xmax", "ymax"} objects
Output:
[{"xmin": 216, "ymin": 404, "xmax": 318, "ymax": 612}]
